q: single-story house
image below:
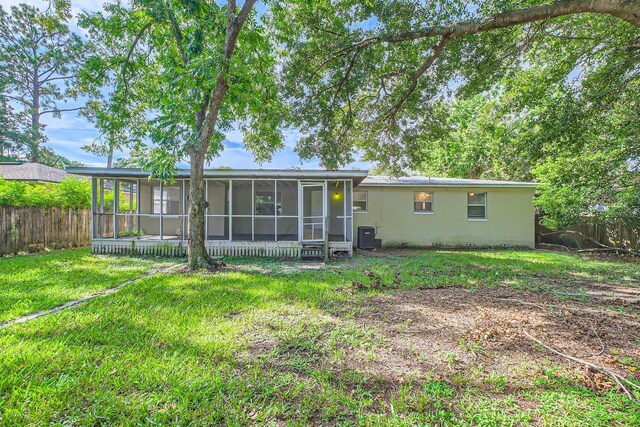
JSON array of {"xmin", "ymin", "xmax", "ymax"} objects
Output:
[
  {"xmin": 66, "ymin": 167, "xmax": 537, "ymax": 257},
  {"xmin": 0, "ymin": 162, "xmax": 69, "ymax": 183}
]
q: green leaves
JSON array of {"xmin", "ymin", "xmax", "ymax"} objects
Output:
[
  {"xmin": 79, "ymin": 0, "xmax": 286, "ymax": 176},
  {"xmin": 0, "ymin": 3, "xmax": 85, "ymax": 163},
  {"xmin": 278, "ymin": 0, "xmax": 640, "ymax": 176},
  {"xmin": 277, "ymin": 0, "xmax": 639, "ymax": 228},
  {"xmin": 0, "ymin": 177, "xmax": 91, "ymax": 209}
]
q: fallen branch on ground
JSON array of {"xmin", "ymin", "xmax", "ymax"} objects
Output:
[
  {"xmin": 538, "ymin": 243, "xmax": 571, "ymax": 252},
  {"xmin": 584, "ymin": 324, "xmax": 606, "ymax": 358},
  {"xmin": 522, "ymin": 327, "xmax": 640, "ymax": 405},
  {"xmin": 418, "ymin": 284, "xmax": 462, "ymax": 290},
  {"xmin": 538, "ymin": 230, "xmax": 640, "ymax": 256}
]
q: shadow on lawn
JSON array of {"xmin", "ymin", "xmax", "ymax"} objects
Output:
[
  {"xmin": 1, "ymin": 252, "xmax": 639, "ymax": 425},
  {"xmin": 0, "ymin": 250, "xmax": 176, "ymax": 322}
]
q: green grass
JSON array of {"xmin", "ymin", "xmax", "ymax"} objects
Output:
[
  {"xmin": 0, "ymin": 248, "xmax": 177, "ymax": 323},
  {"xmin": 0, "ymin": 249, "xmax": 638, "ymax": 425}
]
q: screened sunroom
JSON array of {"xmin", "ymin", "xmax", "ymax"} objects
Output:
[{"xmin": 70, "ymin": 168, "xmax": 368, "ymax": 258}]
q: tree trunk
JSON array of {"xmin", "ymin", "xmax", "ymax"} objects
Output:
[
  {"xmin": 107, "ymin": 144, "xmax": 114, "ymax": 168},
  {"xmin": 30, "ymin": 67, "xmax": 40, "ymax": 163},
  {"xmin": 187, "ymin": 149, "xmax": 222, "ymax": 270},
  {"xmin": 183, "ymin": 0, "xmax": 257, "ymax": 270}
]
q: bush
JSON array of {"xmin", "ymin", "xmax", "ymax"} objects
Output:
[
  {"xmin": 57, "ymin": 178, "xmax": 92, "ymax": 209},
  {"xmin": 0, "ymin": 177, "xmax": 91, "ymax": 209}
]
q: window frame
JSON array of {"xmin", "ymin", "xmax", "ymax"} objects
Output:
[
  {"xmin": 353, "ymin": 190, "xmax": 368, "ymax": 213},
  {"xmin": 467, "ymin": 192, "xmax": 488, "ymax": 221},
  {"xmin": 413, "ymin": 191, "xmax": 434, "ymax": 214}
]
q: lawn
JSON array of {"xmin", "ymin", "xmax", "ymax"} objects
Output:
[
  {"xmin": 0, "ymin": 248, "xmax": 177, "ymax": 323},
  {"xmin": 0, "ymin": 248, "xmax": 638, "ymax": 425}
]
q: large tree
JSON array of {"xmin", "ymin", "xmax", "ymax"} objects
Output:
[
  {"xmin": 378, "ymin": 2, "xmax": 639, "ymax": 229},
  {"xmin": 80, "ymin": 0, "xmax": 284, "ymax": 269},
  {"xmin": 77, "ymin": 7, "xmax": 151, "ymax": 169},
  {"xmin": 0, "ymin": 3, "xmax": 85, "ymax": 163},
  {"xmin": 0, "ymin": 81, "xmax": 26, "ymax": 160},
  {"xmin": 277, "ymin": 0, "xmax": 640, "ymax": 173}
]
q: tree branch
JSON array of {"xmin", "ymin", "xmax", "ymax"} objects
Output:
[
  {"xmin": 167, "ymin": 11, "xmax": 188, "ymax": 65},
  {"xmin": 40, "ymin": 106, "xmax": 86, "ymax": 115},
  {"xmin": 383, "ymin": 35, "xmax": 452, "ymax": 121},
  {"xmin": 350, "ymin": 0, "xmax": 640, "ymax": 51},
  {"xmin": 194, "ymin": 0, "xmax": 257, "ymax": 157},
  {"xmin": 331, "ymin": 49, "xmax": 360, "ymax": 109},
  {"xmin": 522, "ymin": 327, "xmax": 640, "ymax": 405},
  {"xmin": 41, "ymin": 75, "xmax": 74, "ymax": 83},
  {"xmin": 127, "ymin": 21, "xmax": 154, "ymax": 62},
  {"xmin": 119, "ymin": 20, "xmax": 154, "ymax": 103}
]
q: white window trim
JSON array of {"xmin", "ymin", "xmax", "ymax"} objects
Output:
[
  {"xmin": 353, "ymin": 190, "xmax": 368, "ymax": 213},
  {"xmin": 413, "ymin": 191, "xmax": 434, "ymax": 214},
  {"xmin": 467, "ymin": 192, "xmax": 488, "ymax": 221}
]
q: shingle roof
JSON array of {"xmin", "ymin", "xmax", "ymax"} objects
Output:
[
  {"xmin": 0, "ymin": 162, "xmax": 69, "ymax": 183},
  {"xmin": 359, "ymin": 175, "xmax": 537, "ymax": 188}
]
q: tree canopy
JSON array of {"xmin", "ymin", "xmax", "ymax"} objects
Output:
[
  {"xmin": 79, "ymin": 0, "xmax": 285, "ymax": 177},
  {"xmin": 277, "ymin": 0, "xmax": 639, "ymax": 171},
  {"xmin": 275, "ymin": 0, "xmax": 639, "ymax": 228},
  {"xmin": 79, "ymin": 0, "xmax": 287, "ymax": 268}
]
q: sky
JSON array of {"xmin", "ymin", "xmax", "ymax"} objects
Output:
[{"xmin": 4, "ymin": 0, "xmax": 372, "ymax": 170}]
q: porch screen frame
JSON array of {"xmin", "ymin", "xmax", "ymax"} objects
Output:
[
  {"xmin": 93, "ymin": 177, "xmax": 188, "ymax": 241},
  {"xmin": 92, "ymin": 175, "xmax": 355, "ymax": 244},
  {"xmin": 300, "ymin": 181, "xmax": 327, "ymax": 242},
  {"xmin": 206, "ymin": 178, "xmax": 300, "ymax": 242}
]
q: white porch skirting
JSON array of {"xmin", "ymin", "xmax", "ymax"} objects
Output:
[{"xmin": 92, "ymin": 239, "xmax": 353, "ymax": 258}]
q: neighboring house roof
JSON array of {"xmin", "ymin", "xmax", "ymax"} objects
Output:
[
  {"xmin": 66, "ymin": 167, "xmax": 370, "ymax": 185},
  {"xmin": 360, "ymin": 175, "xmax": 537, "ymax": 188},
  {"xmin": 0, "ymin": 162, "xmax": 69, "ymax": 183}
]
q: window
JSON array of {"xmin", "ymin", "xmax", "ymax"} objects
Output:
[
  {"xmin": 255, "ymin": 191, "xmax": 277, "ymax": 215},
  {"xmin": 468, "ymin": 192, "xmax": 487, "ymax": 219},
  {"xmin": 254, "ymin": 180, "xmax": 276, "ymax": 215},
  {"xmin": 353, "ymin": 191, "xmax": 368, "ymax": 212},
  {"xmin": 162, "ymin": 184, "xmax": 182, "ymax": 215},
  {"xmin": 414, "ymin": 192, "xmax": 433, "ymax": 213}
]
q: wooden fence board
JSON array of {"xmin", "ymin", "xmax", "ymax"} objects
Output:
[
  {"xmin": 0, "ymin": 207, "xmax": 91, "ymax": 256},
  {"xmin": 536, "ymin": 214, "xmax": 640, "ymax": 252}
]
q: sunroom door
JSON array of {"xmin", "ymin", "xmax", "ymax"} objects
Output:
[{"xmin": 301, "ymin": 182, "xmax": 326, "ymax": 241}]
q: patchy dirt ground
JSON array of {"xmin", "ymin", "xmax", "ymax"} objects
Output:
[
  {"xmin": 348, "ymin": 286, "xmax": 640, "ymax": 395},
  {"xmin": 239, "ymin": 282, "xmax": 640, "ymax": 406},
  {"xmin": 228, "ymin": 249, "xmax": 640, "ymax": 421}
]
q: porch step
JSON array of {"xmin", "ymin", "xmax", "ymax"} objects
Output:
[{"xmin": 301, "ymin": 243, "xmax": 326, "ymax": 259}]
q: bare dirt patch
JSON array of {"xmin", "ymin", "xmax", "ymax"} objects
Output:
[{"xmin": 350, "ymin": 286, "xmax": 640, "ymax": 393}]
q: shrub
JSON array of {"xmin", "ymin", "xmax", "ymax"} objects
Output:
[
  {"xmin": 0, "ymin": 177, "xmax": 91, "ymax": 209},
  {"xmin": 57, "ymin": 178, "xmax": 92, "ymax": 209}
]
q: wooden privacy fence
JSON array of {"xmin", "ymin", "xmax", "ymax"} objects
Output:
[
  {"xmin": 536, "ymin": 215, "xmax": 640, "ymax": 252},
  {"xmin": 0, "ymin": 206, "xmax": 91, "ymax": 256}
]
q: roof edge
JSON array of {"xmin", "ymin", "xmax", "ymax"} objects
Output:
[
  {"xmin": 358, "ymin": 182, "xmax": 538, "ymax": 188},
  {"xmin": 66, "ymin": 167, "xmax": 369, "ymax": 179},
  {"xmin": 359, "ymin": 175, "xmax": 537, "ymax": 188}
]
